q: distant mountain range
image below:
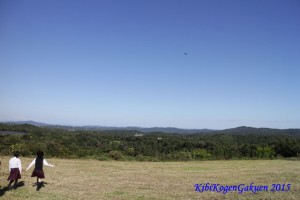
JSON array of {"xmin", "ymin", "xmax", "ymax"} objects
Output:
[
  {"xmin": 2, "ymin": 121, "xmax": 300, "ymax": 136},
  {"xmin": 7, "ymin": 120, "xmax": 50, "ymax": 127},
  {"xmin": 4, "ymin": 120, "xmax": 213, "ymax": 134},
  {"xmin": 79, "ymin": 126, "xmax": 214, "ymax": 134}
]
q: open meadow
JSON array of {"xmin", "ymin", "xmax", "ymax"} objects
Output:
[{"xmin": 0, "ymin": 157, "xmax": 299, "ymax": 200}]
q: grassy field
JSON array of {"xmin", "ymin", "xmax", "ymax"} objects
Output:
[{"xmin": 0, "ymin": 157, "xmax": 299, "ymax": 200}]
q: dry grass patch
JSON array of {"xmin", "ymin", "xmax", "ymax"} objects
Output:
[{"xmin": 0, "ymin": 157, "xmax": 299, "ymax": 200}]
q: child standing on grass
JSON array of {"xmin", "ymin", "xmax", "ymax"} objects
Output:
[
  {"xmin": 26, "ymin": 150, "xmax": 55, "ymax": 187},
  {"xmin": 7, "ymin": 152, "xmax": 22, "ymax": 190}
]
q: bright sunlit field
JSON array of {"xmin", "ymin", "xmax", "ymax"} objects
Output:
[{"xmin": 0, "ymin": 157, "xmax": 299, "ymax": 200}]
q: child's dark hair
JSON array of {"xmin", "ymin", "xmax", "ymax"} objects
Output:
[
  {"xmin": 14, "ymin": 151, "xmax": 20, "ymax": 158},
  {"xmin": 37, "ymin": 150, "xmax": 44, "ymax": 159}
]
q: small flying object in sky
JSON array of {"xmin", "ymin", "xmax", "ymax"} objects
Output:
[{"xmin": 184, "ymin": 52, "xmax": 188, "ymax": 55}]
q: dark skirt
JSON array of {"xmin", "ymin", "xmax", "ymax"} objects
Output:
[
  {"xmin": 7, "ymin": 168, "xmax": 21, "ymax": 181},
  {"xmin": 31, "ymin": 169, "xmax": 45, "ymax": 179}
]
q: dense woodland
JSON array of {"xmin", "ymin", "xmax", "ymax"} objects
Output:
[{"xmin": 0, "ymin": 123, "xmax": 300, "ymax": 161}]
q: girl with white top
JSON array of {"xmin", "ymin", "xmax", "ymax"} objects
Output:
[{"xmin": 7, "ymin": 152, "xmax": 22, "ymax": 190}]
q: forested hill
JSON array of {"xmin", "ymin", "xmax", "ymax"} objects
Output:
[
  {"xmin": 200, "ymin": 126, "xmax": 300, "ymax": 137},
  {"xmin": 0, "ymin": 123, "xmax": 299, "ymax": 161}
]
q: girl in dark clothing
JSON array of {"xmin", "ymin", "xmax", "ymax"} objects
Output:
[{"xmin": 26, "ymin": 150, "xmax": 54, "ymax": 186}]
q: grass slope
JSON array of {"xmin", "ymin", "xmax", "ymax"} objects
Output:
[{"xmin": 0, "ymin": 157, "xmax": 299, "ymax": 200}]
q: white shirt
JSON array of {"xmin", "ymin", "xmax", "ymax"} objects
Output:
[
  {"xmin": 9, "ymin": 156, "xmax": 22, "ymax": 173},
  {"xmin": 26, "ymin": 158, "xmax": 54, "ymax": 171}
]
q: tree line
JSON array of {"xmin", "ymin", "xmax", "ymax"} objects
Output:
[{"xmin": 0, "ymin": 123, "xmax": 299, "ymax": 161}]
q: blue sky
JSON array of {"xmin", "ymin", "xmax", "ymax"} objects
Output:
[{"xmin": 1, "ymin": 0, "xmax": 299, "ymax": 129}]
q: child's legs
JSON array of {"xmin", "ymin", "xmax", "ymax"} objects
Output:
[
  {"xmin": 8, "ymin": 180, "xmax": 14, "ymax": 189},
  {"xmin": 12, "ymin": 179, "xmax": 18, "ymax": 188}
]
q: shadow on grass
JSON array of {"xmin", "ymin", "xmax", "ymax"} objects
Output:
[
  {"xmin": 0, "ymin": 181, "xmax": 25, "ymax": 197},
  {"xmin": 33, "ymin": 181, "xmax": 47, "ymax": 191}
]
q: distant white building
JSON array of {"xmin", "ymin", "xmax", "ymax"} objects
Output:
[{"xmin": 134, "ymin": 133, "xmax": 144, "ymax": 137}]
